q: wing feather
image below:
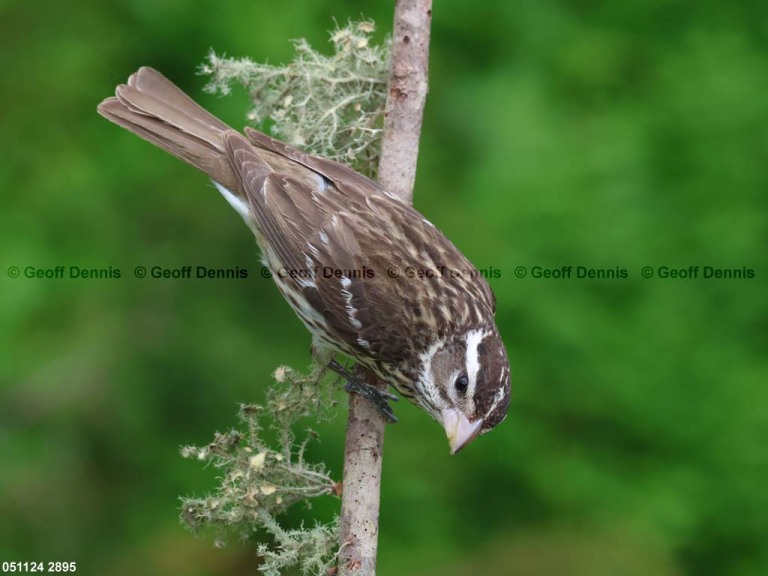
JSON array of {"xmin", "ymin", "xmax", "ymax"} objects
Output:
[{"xmin": 225, "ymin": 130, "xmax": 497, "ymax": 361}]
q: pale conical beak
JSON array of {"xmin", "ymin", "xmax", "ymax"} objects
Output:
[{"xmin": 441, "ymin": 409, "xmax": 484, "ymax": 454}]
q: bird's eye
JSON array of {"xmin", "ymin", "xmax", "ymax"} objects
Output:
[{"xmin": 454, "ymin": 374, "xmax": 469, "ymax": 394}]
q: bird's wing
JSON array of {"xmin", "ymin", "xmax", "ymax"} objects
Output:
[
  {"xmin": 226, "ymin": 132, "xmax": 497, "ymax": 362},
  {"xmin": 244, "ymin": 127, "xmax": 385, "ymax": 200}
]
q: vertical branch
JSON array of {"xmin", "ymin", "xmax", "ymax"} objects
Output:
[
  {"xmin": 337, "ymin": 380, "xmax": 387, "ymax": 576},
  {"xmin": 378, "ymin": 0, "xmax": 432, "ymax": 202},
  {"xmin": 338, "ymin": 1, "xmax": 432, "ymax": 575}
]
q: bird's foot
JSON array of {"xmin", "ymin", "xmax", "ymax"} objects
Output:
[{"xmin": 327, "ymin": 359, "xmax": 399, "ymax": 423}]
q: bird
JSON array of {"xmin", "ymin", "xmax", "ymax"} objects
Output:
[{"xmin": 98, "ymin": 67, "xmax": 510, "ymax": 454}]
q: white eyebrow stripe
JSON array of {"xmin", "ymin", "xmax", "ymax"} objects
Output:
[{"xmin": 464, "ymin": 329, "xmax": 487, "ymax": 406}]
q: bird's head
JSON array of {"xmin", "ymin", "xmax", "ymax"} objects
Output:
[{"xmin": 417, "ymin": 327, "xmax": 511, "ymax": 454}]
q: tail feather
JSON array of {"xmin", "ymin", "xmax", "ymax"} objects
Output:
[
  {"xmin": 124, "ymin": 67, "xmax": 229, "ymax": 134},
  {"xmin": 97, "ymin": 67, "xmax": 239, "ymax": 190}
]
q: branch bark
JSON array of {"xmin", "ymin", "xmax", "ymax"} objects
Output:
[
  {"xmin": 377, "ymin": 0, "xmax": 432, "ymax": 202},
  {"xmin": 338, "ymin": 1, "xmax": 432, "ymax": 575}
]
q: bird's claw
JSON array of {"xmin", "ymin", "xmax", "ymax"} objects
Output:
[
  {"xmin": 328, "ymin": 360, "xmax": 399, "ymax": 423},
  {"xmin": 342, "ymin": 380, "xmax": 399, "ymax": 423}
]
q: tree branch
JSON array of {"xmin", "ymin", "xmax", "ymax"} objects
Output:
[
  {"xmin": 378, "ymin": 0, "xmax": 432, "ymax": 202},
  {"xmin": 338, "ymin": 1, "xmax": 432, "ymax": 575}
]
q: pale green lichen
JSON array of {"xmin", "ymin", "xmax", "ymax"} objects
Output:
[
  {"xmin": 180, "ymin": 365, "xmax": 342, "ymax": 575},
  {"xmin": 200, "ymin": 19, "xmax": 390, "ymax": 177}
]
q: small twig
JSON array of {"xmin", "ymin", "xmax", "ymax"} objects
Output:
[{"xmin": 337, "ymin": 2, "xmax": 432, "ymax": 575}]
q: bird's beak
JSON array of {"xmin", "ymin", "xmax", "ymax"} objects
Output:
[{"xmin": 441, "ymin": 409, "xmax": 484, "ymax": 454}]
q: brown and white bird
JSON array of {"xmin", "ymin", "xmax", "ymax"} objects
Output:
[{"xmin": 98, "ymin": 67, "xmax": 510, "ymax": 453}]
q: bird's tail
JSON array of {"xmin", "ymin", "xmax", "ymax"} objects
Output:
[{"xmin": 97, "ymin": 67, "xmax": 240, "ymax": 191}]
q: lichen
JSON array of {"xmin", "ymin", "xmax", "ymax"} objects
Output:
[
  {"xmin": 200, "ymin": 20, "xmax": 390, "ymax": 177},
  {"xmin": 180, "ymin": 365, "xmax": 342, "ymax": 575}
]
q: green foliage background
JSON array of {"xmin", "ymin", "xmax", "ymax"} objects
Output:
[{"xmin": 1, "ymin": 1, "xmax": 766, "ymax": 575}]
